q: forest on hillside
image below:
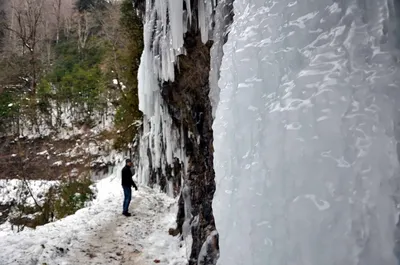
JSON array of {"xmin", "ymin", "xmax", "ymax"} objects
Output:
[
  {"xmin": 0, "ymin": 0, "xmax": 146, "ymax": 230},
  {"xmin": 0, "ymin": 0, "xmax": 143, "ymax": 149}
]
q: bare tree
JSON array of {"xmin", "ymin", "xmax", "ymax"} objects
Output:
[
  {"xmin": 52, "ymin": 0, "xmax": 61, "ymax": 43},
  {"xmin": 76, "ymin": 10, "xmax": 92, "ymax": 52},
  {"xmin": 96, "ymin": 2, "xmax": 127, "ymax": 98},
  {"xmin": 5, "ymin": 0, "xmax": 46, "ymax": 94},
  {"xmin": 63, "ymin": 2, "xmax": 74, "ymax": 40},
  {"xmin": 0, "ymin": 0, "xmax": 6, "ymax": 51},
  {"xmin": 49, "ymin": 0, "xmax": 73, "ymax": 42}
]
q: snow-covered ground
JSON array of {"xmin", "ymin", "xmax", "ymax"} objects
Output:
[
  {"xmin": 0, "ymin": 179, "xmax": 60, "ymax": 235},
  {"xmin": 0, "ymin": 179, "xmax": 59, "ymax": 207},
  {"xmin": 0, "ymin": 171, "xmax": 189, "ymax": 265}
]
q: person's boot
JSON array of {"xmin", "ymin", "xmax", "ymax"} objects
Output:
[{"xmin": 122, "ymin": 211, "xmax": 132, "ymax": 217}]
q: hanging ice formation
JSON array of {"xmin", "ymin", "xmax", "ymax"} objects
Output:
[
  {"xmin": 137, "ymin": 0, "xmax": 214, "ymax": 189},
  {"xmin": 136, "ymin": 0, "xmax": 218, "ymax": 238},
  {"xmin": 136, "ymin": 1, "xmax": 234, "ymax": 264},
  {"xmin": 213, "ymin": 0, "xmax": 400, "ymax": 265}
]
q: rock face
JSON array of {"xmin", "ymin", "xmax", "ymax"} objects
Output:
[
  {"xmin": 161, "ymin": 31, "xmax": 217, "ymax": 264},
  {"xmin": 134, "ymin": 0, "xmax": 233, "ymax": 264},
  {"xmin": 135, "ymin": 25, "xmax": 218, "ymax": 265}
]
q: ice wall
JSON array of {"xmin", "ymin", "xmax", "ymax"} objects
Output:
[
  {"xmin": 213, "ymin": 0, "xmax": 400, "ymax": 264},
  {"xmin": 209, "ymin": 0, "xmax": 234, "ymax": 118}
]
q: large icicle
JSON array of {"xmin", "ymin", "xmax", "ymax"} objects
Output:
[
  {"xmin": 198, "ymin": 0, "xmax": 215, "ymax": 43},
  {"xmin": 137, "ymin": 0, "xmax": 189, "ymax": 190}
]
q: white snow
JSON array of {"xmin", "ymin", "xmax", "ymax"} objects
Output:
[
  {"xmin": 0, "ymin": 179, "xmax": 58, "ymax": 207},
  {"xmin": 37, "ymin": 150, "xmax": 49, "ymax": 156},
  {"xmin": 213, "ymin": 0, "xmax": 400, "ymax": 265},
  {"xmin": 53, "ymin": 160, "xmax": 63, "ymax": 166},
  {"xmin": 0, "ymin": 163, "xmax": 188, "ymax": 265}
]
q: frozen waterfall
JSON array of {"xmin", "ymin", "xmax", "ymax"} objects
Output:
[{"xmin": 213, "ymin": 0, "xmax": 400, "ymax": 264}]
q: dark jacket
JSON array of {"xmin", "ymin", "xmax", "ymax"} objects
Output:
[{"xmin": 121, "ymin": 165, "xmax": 138, "ymax": 189}]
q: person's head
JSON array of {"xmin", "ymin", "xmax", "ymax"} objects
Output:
[{"xmin": 126, "ymin": 159, "xmax": 132, "ymax": 167}]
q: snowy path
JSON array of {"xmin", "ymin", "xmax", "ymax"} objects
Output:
[
  {"xmin": 0, "ymin": 175, "xmax": 189, "ymax": 265},
  {"xmin": 58, "ymin": 189, "xmax": 166, "ymax": 265},
  {"xmin": 69, "ymin": 196, "xmax": 149, "ymax": 264}
]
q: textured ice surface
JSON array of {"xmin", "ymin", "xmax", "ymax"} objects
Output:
[
  {"xmin": 213, "ymin": 0, "xmax": 400, "ymax": 264},
  {"xmin": 209, "ymin": 0, "xmax": 233, "ymax": 118}
]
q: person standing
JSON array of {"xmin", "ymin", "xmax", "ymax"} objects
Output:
[{"xmin": 121, "ymin": 159, "xmax": 138, "ymax": 216}]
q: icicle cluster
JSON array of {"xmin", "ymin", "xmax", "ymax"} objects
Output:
[
  {"xmin": 136, "ymin": 2, "xmax": 220, "ymax": 261},
  {"xmin": 137, "ymin": 0, "xmax": 214, "ymax": 192},
  {"xmin": 139, "ymin": 0, "xmax": 214, "ymax": 86}
]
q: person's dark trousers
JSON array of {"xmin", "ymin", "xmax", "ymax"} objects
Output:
[{"xmin": 122, "ymin": 185, "xmax": 132, "ymax": 213}]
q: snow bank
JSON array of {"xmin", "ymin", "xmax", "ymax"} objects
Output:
[{"xmin": 136, "ymin": 204, "xmax": 191, "ymax": 265}]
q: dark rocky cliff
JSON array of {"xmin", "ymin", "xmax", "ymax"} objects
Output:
[
  {"xmin": 133, "ymin": 0, "xmax": 233, "ymax": 264},
  {"xmin": 162, "ymin": 31, "xmax": 217, "ymax": 264}
]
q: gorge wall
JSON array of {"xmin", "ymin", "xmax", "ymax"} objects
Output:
[{"xmin": 134, "ymin": 0, "xmax": 233, "ymax": 264}]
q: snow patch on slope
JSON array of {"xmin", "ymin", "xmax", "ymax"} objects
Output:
[{"xmin": 0, "ymin": 179, "xmax": 58, "ymax": 207}]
